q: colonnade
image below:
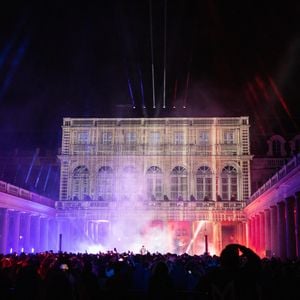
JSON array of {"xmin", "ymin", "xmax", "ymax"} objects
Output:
[
  {"xmin": 0, "ymin": 208, "xmax": 59, "ymax": 254},
  {"xmin": 247, "ymin": 192, "xmax": 300, "ymax": 260}
]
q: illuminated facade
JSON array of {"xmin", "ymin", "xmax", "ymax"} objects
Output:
[
  {"xmin": 56, "ymin": 117, "xmax": 252, "ymax": 254},
  {"xmin": 59, "ymin": 117, "xmax": 252, "ymax": 202}
]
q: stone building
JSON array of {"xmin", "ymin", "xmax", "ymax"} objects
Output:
[
  {"xmin": 56, "ymin": 116, "xmax": 251, "ymax": 254},
  {"xmin": 59, "ymin": 117, "xmax": 252, "ymax": 203}
]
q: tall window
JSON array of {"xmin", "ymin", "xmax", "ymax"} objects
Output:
[
  {"xmin": 224, "ymin": 130, "xmax": 234, "ymax": 144},
  {"xmin": 272, "ymin": 140, "xmax": 282, "ymax": 156},
  {"xmin": 171, "ymin": 166, "xmax": 187, "ymax": 200},
  {"xmin": 97, "ymin": 166, "xmax": 114, "ymax": 201},
  {"xmin": 146, "ymin": 166, "xmax": 163, "ymax": 200},
  {"xmin": 199, "ymin": 131, "xmax": 209, "ymax": 145},
  {"xmin": 125, "ymin": 132, "xmax": 137, "ymax": 144},
  {"xmin": 72, "ymin": 166, "xmax": 89, "ymax": 200},
  {"xmin": 221, "ymin": 166, "xmax": 238, "ymax": 200},
  {"xmin": 174, "ymin": 132, "xmax": 184, "ymax": 145},
  {"xmin": 196, "ymin": 166, "xmax": 212, "ymax": 200},
  {"xmin": 77, "ymin": 131, "xmax": 89, "ymax": 144},
  {"xmin": 149, "ymin": 132, "xmax": 161, "ymax": 144},
  {"xmin": 101, "ymin": 132, "xmax": 112, "ymax": 144}
]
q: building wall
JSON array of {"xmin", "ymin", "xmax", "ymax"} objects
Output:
[{"xmin": 59, "ymin": 117, "xmax": 252, "ymax": 204}]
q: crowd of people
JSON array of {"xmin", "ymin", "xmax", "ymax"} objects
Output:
[{"xmin": 0, "ymin": 244, "xmax": 299, "ymax": 299}]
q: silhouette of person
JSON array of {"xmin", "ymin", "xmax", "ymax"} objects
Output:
[
  {"xmin": 196, "ymin": 243, "xmax": 262, "ymax": 300},
  {"xmin": 148, "ymin": 260, "xmax": 174, "ymax": 299}
]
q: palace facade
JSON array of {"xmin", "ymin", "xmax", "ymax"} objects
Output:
[{"xmin": 56, "ymin": 117, "xmax": 251, "ymax": 254}]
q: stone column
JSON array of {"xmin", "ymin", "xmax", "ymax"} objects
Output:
[
  {"xmin": 277, "ymin": 201, "xmax": 286, "ymax": 260},
  {"xmin": 255, "ymin": 214, "xmax": 260, "ymax": 253},
  {"xmin": 296, "ymin": 192, "xmax": 300, "ymax": 258},
  {"xmin": 40, "ymin": 218, "xmax": 49, "ymax": 251},
  {"xmin": 237, "ymin": 221, "xmax": 246, "ymax": 246},
  {"xmin": 19, "ymin": 213, "xmax": 31, "ymax": 253},
  {"xmin": 264, "ymin": 209, "xmax": 271, "ymax": 257},
  {"xmin": 30, "ymin": 215, "xmax": 41, "ymax": 253},
  {"xmin": 251, "ymin": 217, "xmax": 256, "ymax": 250},
  {"xmin": 95, "ymin": 222, "xmax": 99, "ymax": 243},
  {"xmin": 88, "ymin": 221, "xmax": 93, "ymax": 241},
  {"xmin": 286, "ymin": 196, "xmax": 296, "ymax": 260},
  {"xmin": 247, "ymin": 218, "xmax": 251, "ymax": 249},
  {"xmin": 8, "ymin": 211, "xmax": 20, "ymax": 252},
  {"xmin": 0, "ymin": 208, "xmax": 8, "ymax": 254},
  {"xmin": 48, "ymin": 218, "xmax": 58, "ymax": 252},
  {"xmin": 259, "ymin": 212, "xmax": 265, "ymax": 257},
  {"xmin": 270, "ymin": 205, "xmax": 278, "ymax": 256}
]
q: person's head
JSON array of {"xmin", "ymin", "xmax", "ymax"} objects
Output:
[
  {"xmin": 220, "ymin": 244, "xmax": 240, "ymax": 269},
  {"xmin": 152, "ymin": 260, "xmax": 169, "ymax": 277}
]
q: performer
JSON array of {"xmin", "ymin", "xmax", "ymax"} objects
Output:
[{"xmin": 140, "ymin": 245, "xmax": 147, "ymax": 255}]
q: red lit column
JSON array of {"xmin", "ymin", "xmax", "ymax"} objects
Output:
[
  {"xmin": 277, "ymin": 201, "xmax": 286, "ymax": 260},
  {"xmin": 286, "ymin": 196, "xmax": 296, "ymax": 260},
  {"xmin": 259, "ymin": 212, "xmax": 265, "ymax": 257},
  {"xmin": 249, "ymin": 217, "xmax": 255, "ymax": 250},
  {"xmin": 247, "ymin": 218, "xmax": 251, "ymax": 248},
  {"xmin": 264, "ymin": 209, "xmax": 271, "ymax": 257},
  {"xmin": 0, "ymin": 208, "xmax": 8, "ymax": 254},
  {"xmin": 270, "ymin": 205, "xmax": 278, "ymax": 257},
  {"xmin": 295, "ymin": 192, "xmax": 300, "ymax": 257},
  {"xmin": 240, "ymin": 222, "xmax": 246, "ymax": 246},
  {"xmin": 255, "ymin": 214, "xmax": 260, "ymax": 253}
]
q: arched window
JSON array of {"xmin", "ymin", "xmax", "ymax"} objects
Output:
[
  {"xmin": 221, "ymin": 166, "xmax": 238, "ymax": 201},
  {"xmin": 196, "ymin": 166, "xmax": 212, "ymax": 201},
  {"xmin": 97, "ymin": 166, "xmax": 114, "ymax": 201},
  {"xmin": 146, "ymin": 166, "xmax": 163, "ymax": 200},
  {"xmin": 171, "ymin": 166, "xmax": 187, "ymax": 200},
  {"xmin": 72, "ymin": 166, "xmax": 89, "ymax": 201},
  {"xmin": 267, "ymin": 135, "xmax": 286, "ymax": 157},
  {"xmin": 272, "ymin": 140, "xmax": 281, "ymax": 157}
]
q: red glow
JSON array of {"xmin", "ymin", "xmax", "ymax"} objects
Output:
[
  {"xmin": 255, "ymin": 76, "xmax": 270, "ymax": 102},
  {"xmin": 268, "ymin": 76, "xmax": 299, "ymax": 130}
]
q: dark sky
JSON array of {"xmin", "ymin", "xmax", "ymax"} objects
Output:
[{"xmin": 0, "ymin": 0, "xmax": 300, "ymax": 151}]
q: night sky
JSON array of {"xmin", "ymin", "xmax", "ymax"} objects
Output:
[{"xmin": 0, "ymin": 0, "xmax": 299, "ymax": 151}]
